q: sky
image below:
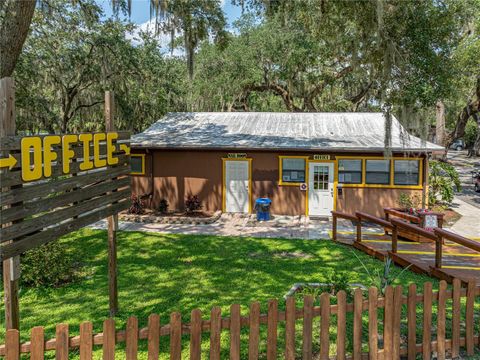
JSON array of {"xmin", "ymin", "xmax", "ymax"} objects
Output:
[{"xmin": 97, "ymin": 0, "xmax": 243, "ymax": 29}]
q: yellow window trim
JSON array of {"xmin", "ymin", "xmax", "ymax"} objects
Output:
[
  {"xmin": 336, "ymin": 156, "xmax": 424, "ymax": 190},
  {"xmin": 222, "ymin": 158, "xmax": 253, "ymax": 214},
  {"xmin": 130, "ymin": 153, "xmax": 145, "ymax": 175},
  {"xmin": 278, "ymin": 155, "xmax": 309, "ymax": 186}
]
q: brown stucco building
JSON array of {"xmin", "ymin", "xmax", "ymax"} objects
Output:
[{"xmin": 130, "ymin": 112, "xmax": 442, "ymax": 217}]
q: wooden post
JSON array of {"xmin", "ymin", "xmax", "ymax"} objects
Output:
[
  {"xmin": 332, "ymin": 214, "xmax": 337, "ymax": 241},
  {"xmin": 435, "ymin": 234, "xmax": 443, "ymax": 269},
  {"xmin": 105, "ymin": 90, "xmax": 118, "ymax": 316},
  {"xmin": 422, "ymin": 156, "xmax": 429, "ymax": 208},
  {"xmin": 1, "ymin": 77, "xmax": 20, "ymax": 330},
  {"xmin": 355, "ymin": 216, "xmax": 362, "ymax": 243},
  {"xmin": 391, "ymin": 224, "xmax": 398, "ymax": 253}
]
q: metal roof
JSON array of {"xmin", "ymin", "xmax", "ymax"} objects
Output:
[{"xmin": 132, "ymin": 112, "xmax": 443, "ymax": 152}]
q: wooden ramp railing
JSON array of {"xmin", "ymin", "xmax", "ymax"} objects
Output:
[
  {"xmin": 1, "ymin": 280, "xmax": 480, "ymax": 360},
  {"xmin": 390, "ymin": 218, "xmax": 437, "ymax": 253},
  {"xmin": 331, "ymin": 210, "xmax": 480, "ymax": 284}
]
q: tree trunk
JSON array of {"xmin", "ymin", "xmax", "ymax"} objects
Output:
[
  {"xmin": 435, "ymin": 100, "xmax": 446, "ymax": 146},
  {"xmin": 445, "ymin": 75, "xmax": 480, "ymax": 150},
  {"xmin": 0, "ymin": 0, "xmax": 36, "ymax": 78}
]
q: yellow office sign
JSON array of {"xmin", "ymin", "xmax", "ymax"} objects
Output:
[{"xmin": 0, "ymin": 132, "xmax": 130, "ymax": 182}]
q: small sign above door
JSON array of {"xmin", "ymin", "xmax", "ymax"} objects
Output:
[
  {"xmin": 313, "ymin": 154, "xmax": 330, "ymax": 160},
  {"xmin": 227, "ymin": 153, "xmax": 247, "ymax": 158}
]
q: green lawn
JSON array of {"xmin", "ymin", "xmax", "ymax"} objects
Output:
[{"xmin": 1, "ymin": 229, "xmax": 440, "ymax": 358}]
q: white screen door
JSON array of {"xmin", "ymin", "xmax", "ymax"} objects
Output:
[
  {"xmin": 225, "ymin": 160, "xmax": 250, "ymax": 213},
  {"xmin": 308, "ymin": 162, "xmax": 334, "ymax": 216}
]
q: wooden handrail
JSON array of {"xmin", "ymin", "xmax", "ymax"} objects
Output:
[
  {"xmin": 434, "ymin": 228, "xmax": 480, "ymax": 252},
  {"xmin": 331, "ymin": 210, "xmax": 359, "ymax": 222},
  {"xmin": 356, "ymin": 211, "xmax": 393, "ymax": 230},
  {"xmin": 384, "ymin": 208, "xmax": 421, "ymax": 224},
  {"xmin": 389, "ymin": 218, "xmax": 437, "ymax": 241}
]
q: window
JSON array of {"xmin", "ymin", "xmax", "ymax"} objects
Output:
[
  {"xmin": 338, "ymin": 159, "xmax": 362, "ymax": 184},
  {"xmin": 366, "ymin": 159, "xmax": 390, "ymax": 185},
  {"xmin": 280, "ymin": 157, "xmax": 305, "ymax": 184},
  {"xmin": 313, "ymin": 165, "xmax": 330, "ymax": 190},
  {"xmin": 130, "ymin": 154, "xmax": 145, "ymax": 175},
  {"xmin": 394, "ymin": 160, "xmax": 419, "ymax": 185}
]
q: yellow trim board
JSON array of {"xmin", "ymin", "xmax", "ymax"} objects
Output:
[
  {"xmin": 222, "ymin": 158, "xmax": 253, "ymax": 214},
  {"xmin": 130, "ymin": 153, "xmax": 145, "ymax": 175},
  {"xmin": 442, "ymin": 265, "xmax": 480, "ymax": 271},
  {"xmin": 398, "ymin": 251, "xmax": 480, "ymax": 257}
]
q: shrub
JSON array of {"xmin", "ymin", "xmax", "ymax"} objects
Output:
[
  {"xmin": 397, "ymin": 192, "xmax": 422, "ymax": 212},
  {"xmin": 158, "ymin": 199, "xmax": 169, "ymax": 213},
  {"xmin": 185, "ymin": 195, "xmax": 202, "ymax": 213},
  {"xmin": 428, "ymin": 161, "xmax": 461, "ymax": 206},
  {"xmin": 352, "ymin": 251, "xmax": 411, "ymax": 295},
  {"xmin": 21, "ymin": 241, "xmax": 79, "ymax": 287},
  {"xmin": 128, "ymin": 194, "xmax": 145, "ymax": 214}
]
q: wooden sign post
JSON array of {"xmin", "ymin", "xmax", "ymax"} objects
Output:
[
  {"xmin": 105, "ymin": 91, "xmax": 118, "ymax": 316},
  {"xmin": 1, "ymin": 77, "xmax": 20, "ymax": 330},
  {"xmin": 0, "ymin": 81, "xmax": 131, "ymax": 328}
]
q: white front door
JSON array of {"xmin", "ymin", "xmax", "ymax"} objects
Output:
[
  {"xmin": 308, "ymin": 162, "xmax": 334, "ymax": 216},
  {"xmin": 225, "ymin": 160, "xmax": 250, "ymax": 213}
]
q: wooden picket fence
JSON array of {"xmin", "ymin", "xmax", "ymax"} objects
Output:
[{"xmin": 1, "ymin": 279, "xmax": 479, "ymax": 359}]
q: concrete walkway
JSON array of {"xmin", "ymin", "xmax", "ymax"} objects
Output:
[
  {"xmin": 450, "ymin": 197, "xmax": 480, "ymax": 239},
  {"xmin": 91, "ymin": 200, "xmax": 478, "ymax": 241},
  {"xmin": 91, "ymin": 214, "xmax": 382, "ymax": 240}
]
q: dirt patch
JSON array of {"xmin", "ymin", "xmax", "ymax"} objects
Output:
[
  {"xmin": 139, "ymin": 209, "xmax": 214, "ymax": 218},
  {"xmin": 442, "ymin": 208, "xmax": 463, "ymax": 226},
  {"xmin": 249, "ymin": 251, "xmax": 313, "ymax": 259}
]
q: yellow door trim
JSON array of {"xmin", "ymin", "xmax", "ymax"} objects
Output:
[
  {"xmin": 306, "ymin": 159, "xmax": 337, "ymax": 216},
  {"xmin": 222, "ymin": 158, "xmax": 252, "ymax": 214}
]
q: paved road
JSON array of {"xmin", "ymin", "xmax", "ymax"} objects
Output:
[{"xmin": 447, "ymin": 150, "xmax": 480, "ymax": 209}]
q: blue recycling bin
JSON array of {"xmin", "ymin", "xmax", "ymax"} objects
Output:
[{"xmin": 255, "ymin": 198, "xmax": 272, "ymax": 221}]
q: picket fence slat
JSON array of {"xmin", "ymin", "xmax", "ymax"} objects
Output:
[
  {"xmin": 266, "ymin": 299, "xmax": 278, "ymax": 360},
  {"xmin": 56, "ymin": 324, "xmax": 69, "ymax": 360},
  {"xmin": 353, "ymin": 288, "xmax": 362, "ymax": 360},
  {"xmin": 383, "ymin": 285, "xmax": 394, "ymax": 359},
  {"xmin": 126, "ymin": 316, "xmax": 138, "ymax": 360},
  {"xmin": 368, "ymin": 287, "xmax": 378, "ymax": 360},
  {"xmin": 3, "ymin": 279, "xmax": 480, "ymax": 360},
  {"xmin": 210, "ymin": 307, "xmax": 222, "ymax": 360},
  {"xmin": 170, "ymin": 312, "xmax": 181, "ymax": 360},
  {"xmin": 30, "ymin": 326, "xmax": 45, "ymax": 360},
  {"xmin": 422, "ymin": 281, "xmax": 433, "ymax": 360},
  {"xmin": 189, "ymin": 309, "xmax": 201, "ymax": 360},
  {"xmin": 103, "ymin": 318, "xmax": 115, "ymax": 360},
  {"xmin": 248, "ymin": 302, "xmax": 260, "ymax": 360},
  {"xmin": 302, "ymin": 295, "xmax": 313, "ymax": 360},
  {"xmin": 393, "ymin": 285, "xmax": 403, "ymax": 359},
  {"xmin": 437, "ymin": 281, "xmax": 447, "ymax": 360},
  {"xmin": 148, "ymin": 314, "xmax": 160, "ymax": 360},
  {"xmin": 407, "ymin": 283, "xmax": 417, "ymax": 360},
  {"xmin": 466, "ymin": 280, "xmax": 475, "ymax": 355},
  {"xmin": 285, "ymin": 296, "xmax": 296, "ymax": 360},
  {"xmin": 230, "ymin": 304, "xmax": 241, "ymax": 360},
  {"xmin": 6, "ymin": 329, "xmax": 20, "ymax": 360},
  {"xmin": 336, "ymin": 290, "xmax": 347, "ymax": 360},
  {"xmin": 79, "ymin": 322, "xmax": 93, "ymax": 360},
  {"xmin": 452, "ymin": 279, "xmax": 461, "ymax": 358},
  {"xmin": 320, "ymin": 293, "xmax": 330, "ymax": 360}
]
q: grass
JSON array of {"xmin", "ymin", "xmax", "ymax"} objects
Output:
[{"xmin": 0, "ymin": 229, "xmax": 441, "ymax": 358}]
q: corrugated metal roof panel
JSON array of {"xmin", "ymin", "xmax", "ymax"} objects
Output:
[{"xmin": 131, "ymin": 112, "xmax": 443, "ymax": 152}]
